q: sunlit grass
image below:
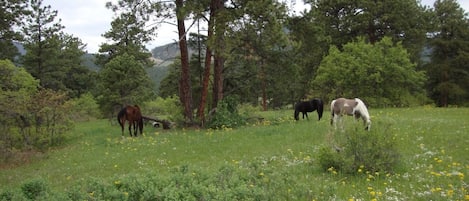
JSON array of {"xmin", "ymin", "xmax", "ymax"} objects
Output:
[{"xmin": 1, "ymin": 107, "xmax": 468, "ymax": 200}]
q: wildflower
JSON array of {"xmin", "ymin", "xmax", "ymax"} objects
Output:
[
  {"xmin": 458, "ymin": 172, "xmax": 465, "ymax": 180},
  {"xmin": 431, "ymin": 187, "xmax": 442, "ymax": 192},
  {"xmin": 447, "ymin": 189, "xmax": 454, "ymax": 197}
]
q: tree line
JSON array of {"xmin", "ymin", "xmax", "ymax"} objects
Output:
[{"xmin": 1, "ymin": 0, "xmax": 469, "ymax": 139}]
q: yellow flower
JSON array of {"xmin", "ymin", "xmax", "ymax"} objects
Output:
[
  {"xmin": 459, "ymin": 172, "xmax": 465, "ymax": 180},
  {"xmin": 447, "ymin": 189, "xmax": 454, "ymax": 197}
]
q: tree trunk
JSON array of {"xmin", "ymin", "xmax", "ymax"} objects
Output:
[
  {"xmin": 260, "ymin": 60, "xmax": 267, "ymax": 111},
  {"xmin": 211, "ymin": 0, "xmax": 225, "ymax": 110},
  {"xmin": 212, "ymin": 54, "xmax": 224, "ymax": 109},
  {"xmin": 197, "ymin": 0, "xmax": 219, "ymax": 127},
  {"xmin": 176, "ymin": 0, "xmax": 193, "ymax": 123}
]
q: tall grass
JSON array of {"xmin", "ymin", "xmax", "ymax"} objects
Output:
[{"xmin": 1, "ymin": 107, "xmax": 468, "ymax": 200}]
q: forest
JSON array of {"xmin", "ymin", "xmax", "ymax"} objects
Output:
[{"xmin": 1, "ymin": 0, "xmax": 469, "ymax": 156}]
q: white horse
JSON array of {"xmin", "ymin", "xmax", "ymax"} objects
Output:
[{"xmin": 330, "ymin": 98, "xmax": 371, "ymax": 131}]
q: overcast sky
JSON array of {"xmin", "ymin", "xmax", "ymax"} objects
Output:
[{"xmin": 43, "ymin": 0, "xmax": 469, "ymax": 53}]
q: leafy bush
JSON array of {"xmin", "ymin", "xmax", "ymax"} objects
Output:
[
  {"xmin": 318, "ymin": 123, "xmax": 400, "ymax": 174},
  {"xmin": 142, "ymin": 95, "xmax": 184, "ymax": 123},
  {"xmin": 207, "ymin": 96, "xmax": 246, "ymax": 129},
  {"xmin": 21, "ymin": 179, "xmax": 48, "ymax": 200},
  {"xmin": 65, "ymin": 93, "xmax": 101, "ymax": 121}
]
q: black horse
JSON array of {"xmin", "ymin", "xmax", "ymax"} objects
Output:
[{"xmin": 294, "ymin": 98, "xmax": 324, "ymax": 121}]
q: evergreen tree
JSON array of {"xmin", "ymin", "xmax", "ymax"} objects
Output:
[
  {"xmin": 96, "ymin": 53, "xmax": 154, "ymax": 116},
  {"xmin": 0, "ymin": 0, "xmax": 29, "ymax": 61},
  {"xmin": 306, "ymin": 0, "xmax": 430, "ymax": 62},
  {"xmin": 96, "ymin": 0, "xmax": 158, "ymax": 116},
  {"xmin": 426, "ymin": 0, "xmax": 469, "ymax": 106},
  {"xmin": 21, "ymin": 0, "xmax": 65, "ymax": 90}
]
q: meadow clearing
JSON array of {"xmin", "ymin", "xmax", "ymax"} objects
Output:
[{"xmin": 0, "ymin": 107, "xmax": 468, "ymax": 200}]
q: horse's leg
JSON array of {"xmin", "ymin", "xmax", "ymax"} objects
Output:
[
  {"xmin": 305, "ymin": 112, "xmax": 309, "ymax": 120},
  {"xmin": 128, "ymin": 121, "xmax": 133, "ymax": 137},
  {"xmin": 120, "ymin": 120, "xmax": 125, "ymax": 136},
  {"xmin": 133, "ymin": 120, "xmax": 138, "ymax": 136}
]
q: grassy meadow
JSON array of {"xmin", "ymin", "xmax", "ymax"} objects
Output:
[{"xmin": 1, "ymin": 107, "xmax": 468, "ymax": 200}]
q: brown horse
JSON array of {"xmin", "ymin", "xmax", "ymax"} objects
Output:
[{"xmin": 117, "ymin": 105, "xmax": 143, "ymax": 137}]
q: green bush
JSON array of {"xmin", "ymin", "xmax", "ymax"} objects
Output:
[
  {"xmin": 142, "ymin": 95, "xmax": 184, "ymax": 123},
  {"xmin": 65, "ymin": 93, "xmax": 101, "ymax": 121},
  {"xmin": 21, "ymin": 179, "xmax": 48, "ymax": 200},
  {"xmin": 207, "ymin": 96, "xmax": 246, "ymax": 129},
  {"xmin": 318, "ymin": 123, "xmax": 400, "ymax": 174}
]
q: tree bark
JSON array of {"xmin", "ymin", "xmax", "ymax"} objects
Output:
[
  {"xmin": 197, "ymin": 0, "xmax": 222, "ymax": 126},
  {"xmin": 211, "ymin": 0, "xmax": 225, "ymax": 110},
  {"xmin": 176, "ymin": 0, "xmax": 193, "ymax": 123}
]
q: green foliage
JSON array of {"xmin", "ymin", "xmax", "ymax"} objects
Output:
[
  {"xmin": 426, "ymin": 0, "xmax": 469, "ymax": 107},
  {"xmin": 207, "ymin": 96, "xmax": 246, "ymax": 129},
  {"xmin": 65, "ymin": 93, "xmax": 101, "ymax": 121},
  {"xmin": 96, "ymin": 53, "xmax": 155, "ymax": 117},
  {"xmin": 0, "ymin": 0, "xmax": 29, "ymax": 61},
  {"xmin": 318, "ymin": 123, "xmax": 400, "ymax": 174},
  {"xmin": 313, "ymin": 37, "xmax": 427, "ymax": 106},
  {"xmin": 21, "ymin": 179, "xmax": 48, "ymax": 200},
  {"xmin": 142, "ymin": 95, "xmax": 184, "ymax": 123}
]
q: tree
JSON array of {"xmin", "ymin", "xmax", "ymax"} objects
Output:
[
  {"xmin": 96, "ymin": 0, "xmax": 159, "ymax": 116},
  {"xmin": 281, "ymin": 10, "xmax": 331, "ymax": 104},
  {"xmin": 98, "ymin": 0, "xmax": 156, "ymax": 67},
  {"xmin": 0, "ymin": 0, "xmax": 29, "ymax": 61},
  {"xmin": 426, "ymin": 0, "xmax": 469, "ymax": 106},
  {"xmin": 313, "ymin": 37, "xmax": 427, "ymax": 107},
  {"xmin": 21, "ymin": 0, "xmax": 91, "ymax": 96},
  {"xmin": 306, "ymin": 0, "xmax": 430, "ymax": 62},
  {"xmin": 21, "ymin": 0, "xmax": 65, "ymax": 90},
  {"xmin": 96, "ymin": 53, "xmax": 154, "ymax": 117},
  {"xmin": 175, "ymin": 0, "xmax": 193, "ymax": 124}
]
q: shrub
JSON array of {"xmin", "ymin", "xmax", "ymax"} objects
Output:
[
  {"xmin": 318, "ymin": 123, "xmax": 400, "ymax": 174},
  {"xmin": 142, "ymin": 95, "xmax": 184, "ymax": 123},
  {"xmin": 207, "ymin": 96, "xmax": 246, "ymax": 129},
  {"xmin": 21, "ymin": 179, "xmax": 48, "ymax": 200},
  {"xmin": 65, "ymin": 93, "xmax": 101, "ymax": 121}
]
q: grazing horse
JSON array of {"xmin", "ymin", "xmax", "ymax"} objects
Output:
[
  {"xmin": 117, "ymin": 105, "xmax": 143, "ymax": 137},
  {"xmin": 330, "ymin": 98, "xmax": 371, "ymax": 131},
  {"xmin": 294, "ymin": 98, "xmax": 324, "ymax": 121}
]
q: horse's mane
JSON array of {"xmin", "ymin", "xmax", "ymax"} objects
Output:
[{"xmin": 354, "ymin": 98, "xmax": 370, "ymax": 120}]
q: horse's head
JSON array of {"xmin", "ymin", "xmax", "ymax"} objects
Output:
[{"xmin": 365, "ymin": 119, "xmax": 371, "ymax": 131}]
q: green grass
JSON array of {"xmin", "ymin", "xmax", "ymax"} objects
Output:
[{"xmin": 1, "ymin": 107, "xmax": 469, "ymax": 200}]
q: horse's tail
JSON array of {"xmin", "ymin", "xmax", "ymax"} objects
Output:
[
  {"xmin": 117, "ymin": 107, "xmax": 126, "ymax": 127},
  {"xmin": 315, "ymin": 99, "xmax": 324, "ymax": 121},
  {"xmin": 294, "ymin": 110, "xmax": 300, "ymax": 120},
  {"xmin": 293, "ymin": 102, "xmax": 300, "ymax": 120},
  {"xmin": 330, "ymin": 99, "xmax": 336, "ymax": 125}
]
